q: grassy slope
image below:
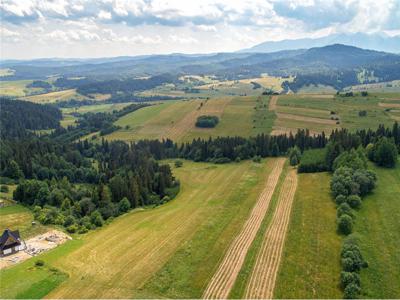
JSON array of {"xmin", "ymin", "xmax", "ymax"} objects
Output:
[
  {"xmin": 3, "ymin": 159, "xmax": 272, "ymax": 298},
  {"xmin": 273, "ymin": 172, "xmax": 343, "ymax": 298},
  {"xmin": 277, "ymin": 93, "xmax": 398, "ymax": 132},
  {"xmin": 138, "ymin": 159, "xmax": 276, "ymax": 298},
  {"xmin": 0, "ymin": 205, "xmax": 49, "ymax": 239},
  {"xmin": 228, "ymin": 161, "xmax": 289, "ymax": 298},
  {"xmin": 356, "ymin": 163, "xmax": 400, "ymax": 298}
]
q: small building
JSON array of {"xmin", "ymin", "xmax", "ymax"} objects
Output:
[{"xmin": 0, "ymin": 229, "xmax": 25, "ymax": 256}]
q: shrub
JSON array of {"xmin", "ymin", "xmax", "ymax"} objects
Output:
[
  {"xmin": 338, "ymin": 214, "xmax": 353, "ymax": 235},
  {"xmin": 347, "ymin": 195, "xmax": 362, "ymax": 209},
  {"xmin": 195, "ymin": 115, "xmax": 219, "ymax": 128},
  {"xmin": 288, "ymin": 147, "xmax": 301, "ymax": 166},
  {"xmin": 0, "ymin": 185, "xmax": 9, "ymax": 193},
  {"xmin": 335, "ymin": 194, "xmax": 347, "ymax": 205},
  {"xmin": 118, "ymin": 197, "xmax": 131, "ymax": 214},
  {"xmin": 35, "ymin": 259, "xmax": 45, "ymax": 267},
  {"xmin": 66, "ymin": 224, "xmax": 78, "ymax": 233},
  {"xmin": 358, "ymin": 110, "xmax": 367, "ymax": 117},
  {"xmin": 340, "ymin": 271, "xmax": 361, "ymax": 289},
  {"xmin": 337, "ymin": 203, "xmax": 352, "ymax": 218},
  {"xmin": 174, "ymin": 160, "xmax": 183, "ymax": 168},
  {"xmin": 343, "ymin": 283, "xmax": 361, "ymax": 299},
  {"xmin": 90, "ymin": 210, "xmax": 104, "ymax": 227},
  {"xmin": 298, "ymin": 148, "xmax": 328, "ymax": 173},
  {"xmin": 252, "ymin": 155, "xmax": 261, "ymax": 163},
  {"xmin": 371, "ymin": 137, "xmax": 398, "ymax": 168}
]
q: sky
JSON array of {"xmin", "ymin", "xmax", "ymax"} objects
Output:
[{"xmin": 1, "ymin": 0, "xmax": 400, "ymax": 59}]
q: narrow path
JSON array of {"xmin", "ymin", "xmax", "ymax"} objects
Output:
[
  {"xmin": 268, "ymin": 96, "xmax": 278, "ymax": 111},
  {"xmin": 202, "ymin": 158, "xmax": 286, "ymax": 299},
  {"xmin": 244, "ymin": 169, "xmax": 298, "ymax": 299}
]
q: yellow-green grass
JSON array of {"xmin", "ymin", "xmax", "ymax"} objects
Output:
[
  {"xmin": 228, "ymin": 161, "xmax": 290, "ymax": 298},
  {"xmin": 276, "ymin": 105, "xmax": 332, "ymax": 119},
  {"xmin": 297, "ymin": 84, "xmax": 337, "ymax": 94},
  {"xmin": 0, "ymin": 204, "xmax": 49, "ymax": 239},
  {"xmin": 0, "ymin": 80, "xmax": 33, "ymax": 97},
  {"xmin": 0, "ymin": 240, "xmax": 80, "ymax": 299},
  {"xmin": 0, "ymin": 184, "xmax": 16, "ymax": 202},
  {"xmin": 355, "ymin": 162, "xmax": 400, "ymax": 298},
  {"xmin": 60, "ymin": 114, "xmax": 78, "ymax": 128},
  {"xmin": 133, "ymin": 159, "xmax": 278, "ymax": 298},
  {"xmin": 22, "ymin": 89, "xmax": 88, "ymax": 103},
  {"xmin": 277, "ymin": 94, "xmax": 396, "ymax": 132},
  {"xmin": 0, "ymin": 68, "xmax": 15, "ymax": 77},
  {"xmin": 1, "ymin": 159, "xmax": 272, "ymax": 298},
  {"xmin": 62, "ymin": 102, "xmax": 131, "ymax": 115},
  {"xmin": 105, "ymin": 100, "xmax": 185, "ymax": 141},
  {"xmin": 273, "ymin": 172, "xmax": 343, "ymax": 299}
]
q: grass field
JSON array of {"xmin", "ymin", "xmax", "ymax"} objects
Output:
[
  {"xmin": 0, "ymin": 205, "xmax": 49, "ymax": 239},
  {"xmin": 273, "ymin": 172, "xmax": 343, "ymax": 298},
  {"xmin": 0, "ymin": 159, "xmax": 278, "ymax": 298},
  {"xmin": 105, "ymin": 96, "xmax": 275, "ymax": 142},
  {"xmin": 0, "ymin": 80, "xmax": 34, "ymax": 97},
  {"xmin": 355, "ymin": 162, "xmax": 400, "ymax": 298},
  {"xmin": 274, "ymin": 93, "xmax": 398, "ymax": 133},
  {"xmin": 22, "ymin": 89, "xmax": 89, "ymax": 103}
]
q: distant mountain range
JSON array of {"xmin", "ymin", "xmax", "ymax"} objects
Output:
[
  {"xmin": 1, "ymin": 44, "xmax": 400, "ymax": 92},
  {"xmin": 240, "ymin": 33, "xmax": 400, "ymax": 54}
]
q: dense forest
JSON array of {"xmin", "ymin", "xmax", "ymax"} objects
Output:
[{"xmin": 1, "ymin": 97, "xmax": 399, "ymax": 234}]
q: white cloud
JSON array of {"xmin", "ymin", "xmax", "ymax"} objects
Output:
[
  {"xmin": 170, "ymin": 34, "xmax": 198, "ymax": 44},
  {"xmin": 46, "ymin": 29, "xmax": 100, "ymax": 42},
  {"xmin": 98, "ymin": 10, "xmax": 112, "ymax": 20},
  {"xmin": 195, "ymin": 25, "xmax": 217, "ymax": 32}
]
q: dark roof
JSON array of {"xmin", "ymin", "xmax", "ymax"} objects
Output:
[{"xmin": 0, "ymin": 229, "xmax": 21, "ymax": 250}]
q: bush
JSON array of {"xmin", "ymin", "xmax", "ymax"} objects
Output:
[
  {"xmin": 35, "ymin": 259, "xmax": 45, "ymax": 267},
  {"xmin": 358, "ymin": 110, "xmax": 367, "ymax": 117},
  {"xmin": 343, "ymin": 283, "xmax": 361, "ymax": 299},
  {"xmin": 118, "ymin": 197, "xmax": 131, "ymax": 214},
  {"xmin": 174, "ymin": 160, "xmax": 183, "ymax": 168},
  {"xmin": 340, "ymin": 271, "xmax": 361, "ymax": 289},
  {"xmin": 335, "ymin": 194, "xmax": 347, "ymax": 205},
  {"xmin": 66, "ymin": 224, "xmax": 79, "ymax": 233},
  {"xmin": 195, "ymin": 115, "xmax": 219, "ymax": 128},
  {"xmin": 252, "ymin": 155, "xmax": 261, "ymax": 163},
  {"xmin": 0, "ymin": 185, "xmax": 9, "ymax": 193},
  {"xmin": 337, "ymin": 203, "xmax": 352, "ymax": 218},
  {"xmin": 347, "ymin": 195, "xmax": 362, "ymax": 209},
  {"xmin": 90, "ymin": 210, "xmax": 104, "ymax": 227},
  {"xmin": 298, "ymin": 148, "xmax": 328, "ymax": 173},
  {"xmin": 288, "ymin": 147, "xmax": 301, "ymax": 166},
  {"xmin": 338, "ymin": 214, "xmax": 353, "ymax": 235},
  {"xmin": 370, "ymin": 137, "xmax": 398, "ymax": 168}
]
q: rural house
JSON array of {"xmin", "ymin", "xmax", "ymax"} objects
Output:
[{"xmin": 0, "ymin": 229, "xmax": 25, "ymax": 256}]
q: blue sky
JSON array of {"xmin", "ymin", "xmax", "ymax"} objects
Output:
[{"xmin": 1, "ymin": 0, "xmax": 399, "ymax": 59}]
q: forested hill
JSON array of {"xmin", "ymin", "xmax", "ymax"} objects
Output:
[{"xmin": 0, "ymin": 98, "xmax": 62, "ymax": 138}]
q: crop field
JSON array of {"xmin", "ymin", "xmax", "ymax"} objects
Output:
[
  {"xmin": 0, "ymin": 80, "xmax": 35, "ymax": 97},
  {"xmin": 272, "ymin": 93, "xmax": 399, "ymax": 133},
  {"xmin": 1, "ymin": 159, "xmax": 281, "ymax": 298},
  {"xmin": 22, "ymin": 89, "xmax": 89, "ymax": 103},
  {"xmin": 354, "ymin": 162, "xmax": 400, "ymax": 298},
  {"xmin": 105, "ymin": 96, "xmax": 275, "ymax": 142}
]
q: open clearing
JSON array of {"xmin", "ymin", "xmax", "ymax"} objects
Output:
[
  {"xmin": 0, "ymin": 159, "xmax": 280, "ymax": 299},
  {"xmin": 273, "ymin": 173, "xmax": 342, "ymax": 298},
  {"xmin": 22, "ymin": 89, "xmax": 89, "ymax": 103},
  {"xmin": 354, "ymin": 162, "xmax": 400, "ymax": 298},
  {"xmin": 202, "ymin": 158, "xmax": 285, "ymax": 299},
  {"xmin": 244, "ymin": 168, "xmax": 298, "ymax": 299}
]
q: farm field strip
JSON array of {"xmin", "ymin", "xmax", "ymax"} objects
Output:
[
  {"xmin": 378, "ymin": 102, "xmax": 400, "ymax": 108},
  {"xmin": 269, "ymin": 96, "xmax": 278, "ymax": 111},
  {"xmin": 244, "ymin": 169, "xmax": 298, "ymax": 299},
  {"xmin": 276, "ymin": 112, "xmax": 338, "ymax": 125},
  {"xmin": 202, "ymin": 158, "xmax": 285, "ymax": 299},
  {"xmin": 276, "ymin": 106, "xmax": 332, "ymax": 118},
  {"xmin": 162, "ymin": 98, "xmax": 232, "ymax": 141}
]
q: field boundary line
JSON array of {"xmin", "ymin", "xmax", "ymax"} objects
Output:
[
  {"xmin": 202, "ymin": 158, "xmax": 285, "ymax": 299},
  {"xmin": 244, "ymin": 168, "xmax": 298, "ymax": 299}
]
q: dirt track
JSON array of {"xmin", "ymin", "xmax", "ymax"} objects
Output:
[
  {"xmin": 269, "ymin": 96, "xmax": 278, "ymax": 111},
  {"xmin": 202, "ymin": 158, "xmax": 285, "ymax": 299},
  {"xmin": 276, "ymin": 112, "xmax": 337, "ymax": 125},
  {"xmin": 379, "ymin": 102, "xmax": 400, "ymax": 108},
  {"xmin": 244, "ymin": 169, "xmax": 298, "ymax": 299}
]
